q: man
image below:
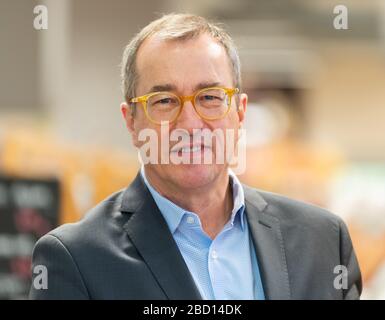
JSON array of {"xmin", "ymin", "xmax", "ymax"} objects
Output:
[{"xmin": 30, "ymin": 13, "xmax": 362, "ymax": 299}]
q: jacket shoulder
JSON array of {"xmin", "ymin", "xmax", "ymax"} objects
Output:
[
  {"xmin": 244, "ymin": 185, "xmax": 343, "ymax": 232},
  {"xmin": 40, "ymin": 189, "xmax": 126, "ymax": 248}
]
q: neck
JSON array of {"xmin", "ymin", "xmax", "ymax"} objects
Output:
[{"xmin": 144, "ymin": 166, "xmax": 234, "ymax": 239}]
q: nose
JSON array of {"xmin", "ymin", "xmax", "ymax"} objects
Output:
[{"xmin": 174, "ymin": 99, "xmax": 205, "ymax": 133}]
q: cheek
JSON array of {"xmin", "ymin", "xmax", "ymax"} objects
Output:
[
  {"xmin": 207, "ymin": 117, "xmax": 240, "ymax": 154},
  {"xmin": 213, "ymin": 114, "xmax": 240, "ymax": 134},
  {"xmin": 132, "ymin": 117, "xmax": 158, "ymax": 148}
]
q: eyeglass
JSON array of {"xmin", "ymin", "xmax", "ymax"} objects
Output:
[{"xmin": 130, "ymin": 87, "xmax": 240, "ymax": 124}]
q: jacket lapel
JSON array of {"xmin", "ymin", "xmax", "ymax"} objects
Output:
[
  {"xmin": 120, "ymin": 173, "xmax": 202, "ymax": 300},
  {"xmin": 243, "ymin": 185, "xmax": 291, "ymax": 300}
]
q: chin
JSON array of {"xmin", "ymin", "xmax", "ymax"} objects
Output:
[{"xmin": 170, "ymin": 163, "xmax": 223, "ymax": 189}]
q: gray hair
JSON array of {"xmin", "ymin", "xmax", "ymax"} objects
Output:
[{"xmin": 120, "ymin": 13, "xmax": 241, "ymax": 111}]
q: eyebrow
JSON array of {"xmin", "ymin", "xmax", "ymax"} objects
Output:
[
  {"xmin": 149, "ymin": 84, "xmax": 177, "ymax": 92},
  {"xmin": 148, "ymin": 81, "xmax": 222, "ymax": 94},
  {"xmin": 195, "ymin": 81, "xmax": 221, "ymax": 90}
]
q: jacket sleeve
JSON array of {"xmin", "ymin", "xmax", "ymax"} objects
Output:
[
  {"xmin": 339, "ymin": 219, "xmax": 362, "ymax": 300},
  {"xmin": 29, "ymin": 234, "xmax": 89, "ymax": 300}
]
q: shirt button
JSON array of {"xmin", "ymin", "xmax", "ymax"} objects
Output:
[
  {"xmin": 187, "ymin": 216, "xmax": 195, "ymax": 224},
  {"xmin": 211, "ymin": 250, "xmax": 218, "ymax": 259}
]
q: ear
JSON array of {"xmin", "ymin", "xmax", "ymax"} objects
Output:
[
  {"xmin": 121, "ymin": 102, "xmax": 139, "ymax": 146},
  {"xmin": 237, "ymin": 93, "xmax": 247, "ymax": 125}
]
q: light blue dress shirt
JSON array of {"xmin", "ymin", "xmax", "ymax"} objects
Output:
[{"xmin": 141, "ymin": 167, "xmax": 265, "ymax": 300}]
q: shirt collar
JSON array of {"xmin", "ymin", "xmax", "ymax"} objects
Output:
[
  {"xmin": 141, "ymin": 166, "xmax": 185, "ymax": 234},
  {"xmin": 141, "ymin": 166, "xmax": 246, "ymax": 233},
  {"xmin": 228, "ymin": 168, "xmax": 246, "ymax": 230}
]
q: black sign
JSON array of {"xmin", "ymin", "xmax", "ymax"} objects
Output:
[{"xmin": 0, "ymin": 176, "xmax": 60, "ymax": 299}]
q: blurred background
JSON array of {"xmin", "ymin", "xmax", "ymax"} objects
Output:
[{"xmin": 0, "ymin": 0, "xmax": 384, "ymax": 299}]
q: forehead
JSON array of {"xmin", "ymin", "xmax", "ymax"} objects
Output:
[{"xmin": 135, "ymin": 33, "xmax": 233, "ymax": 94}]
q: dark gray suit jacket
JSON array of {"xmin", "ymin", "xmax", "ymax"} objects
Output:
[{"xmin": 29, "ymin": 172, "xmax": 362, "ymax": 299}]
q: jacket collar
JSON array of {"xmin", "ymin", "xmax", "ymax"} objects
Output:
[
  {"xmin": 243, "ymin": 185, "xmax": 291, "ymax": 299},
  {"xmin": 120, "ymin": 172, "xmax": 202, "ymax": 300}
]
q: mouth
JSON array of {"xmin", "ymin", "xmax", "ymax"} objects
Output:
[{"xmin": 170, "ymin": 144, "xmax": 212, "ymax": 158}]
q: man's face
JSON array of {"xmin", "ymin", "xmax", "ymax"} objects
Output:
[{"xmin": 121, "ymin": 33, "xmax": 247, "ymax": 191}]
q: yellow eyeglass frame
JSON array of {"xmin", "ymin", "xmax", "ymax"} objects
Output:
[{"xmin": 130, "ymin": 86, "xmax": 240, "ymax": 125}]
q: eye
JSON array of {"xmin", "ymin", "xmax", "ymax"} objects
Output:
[
  {"xmin": 156, "ymin": 98, "xmax": 173, "ymax": 104},
  {"xmin": 201, "ymin": 95, "xmax": 222, "ymax": 101},
  {"xmin": 151, "ymin": 96, "xmax": 178, "ymax": 106}
]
